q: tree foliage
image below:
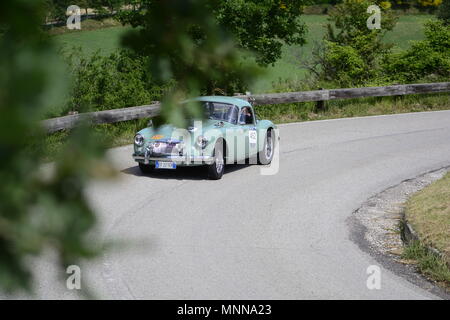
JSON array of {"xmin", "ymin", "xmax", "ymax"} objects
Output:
[
  {"xmin": 383, "ymin": 20, "xmax": 450, "ymax": 82},
  {"xmin": 61, "ymin": 49, "xmax": 172, "ymax": 117},
  {"xmin": 325, "ymin": 0, "xmax": 397, "ymax": 63},
  {"xmin": 305, "ymin": 0, "xmax": 397, "ymax": 86},
  {"xmin": 0, "ymin": 0, "xmax": 113, "ymax": 294},
  {"xmin": 118, "ymin": 0, "xmax": 308, "ymax": 67},
  {"xmin": 211, "ymin": 0, "xmax": 308, "ymax": 66}
]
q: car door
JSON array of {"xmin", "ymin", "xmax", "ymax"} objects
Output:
[
  {"xmin": 222, "ymin": 104, "xmax": 243, "ymax": 164},
  {"xmin": 238, "ymin": 106, "xmax": 258, "ymax": 159}
]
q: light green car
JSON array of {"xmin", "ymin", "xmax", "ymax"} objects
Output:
[{"xmin": 132, "ymin": 96, "xmax": 277, "ymax": 179}]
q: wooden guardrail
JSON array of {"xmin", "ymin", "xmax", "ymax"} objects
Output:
[{"xmin": 43, "ymin": 82, "xmax": 450, "ymax": 133}]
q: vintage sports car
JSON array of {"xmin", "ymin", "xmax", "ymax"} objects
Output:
[{"xmin": 132, "ymin": 96, "xmax": 277, "ymax": 180}]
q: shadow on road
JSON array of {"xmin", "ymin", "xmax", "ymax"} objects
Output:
[{"xmin": 121, "ymin": 163, "xmax": 251, "ymax": 180}]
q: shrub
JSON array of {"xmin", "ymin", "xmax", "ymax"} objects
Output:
[
  {"xmin": 304, "ymin": 0, "xmax": 397, "ymax": 86},
  {"xmin": 49, "ymin": 49, "xmax": 172, "ymax": 118},
  {"xmin": 383, "ymin": 20, "xmax": 450, "ymax": 82},
  {"xmin": 322, "ymin": 41, "xmax": 368, "ymax": 86}
]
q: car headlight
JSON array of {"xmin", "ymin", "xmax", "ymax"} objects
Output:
[
  {"xmin": 196, "ymin": 135, "xmax": 209, "ymax": 149},
  {"xmin": 134, "ymin": 134, "xmax": 144, "ymax": 146}
]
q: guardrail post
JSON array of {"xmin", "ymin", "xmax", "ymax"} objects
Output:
[{"xmin": 315, "ymin": 88, "xmax": 326, "ymax": 112}]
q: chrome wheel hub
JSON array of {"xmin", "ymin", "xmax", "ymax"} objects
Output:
[{"xmin": 215, "ymin": 150, "xmax": 224, "ymax": 173}]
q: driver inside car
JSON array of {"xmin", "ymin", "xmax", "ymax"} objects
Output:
[{"xmin": 240, "ymin": 107, "xmax": 253, "ymax": 124}]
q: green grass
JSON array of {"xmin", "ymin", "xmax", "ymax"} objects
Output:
[
  {"xmin": 384, "ymin": 14, "xmax": 431, "ymax": 50},
  {"xmin": 402, "ymin": 172, "xmax": 450, "ymax": 290},
  {"xmin": 402, "ymin": 241, "xmax": 450, "ymax": 290},
  {"xmin": 53, "ymin": 15, "xmax": 436, "ymax": 93},
  {"xmin": 53, "ymin": 24, "xmax": 131, "ymax": 57},
  {"xmin": 405, "ymin": 172, "xmax": 450, "ymax": 264}
]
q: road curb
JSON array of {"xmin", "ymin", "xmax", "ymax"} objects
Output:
[{"xmin": 401, "ymin": 214, "xmax": 447, "ymax": 265}]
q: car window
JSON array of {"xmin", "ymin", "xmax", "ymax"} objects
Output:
[{"xmin": 203, "ymin": 102, "xmax": 238, "ymax": 124}]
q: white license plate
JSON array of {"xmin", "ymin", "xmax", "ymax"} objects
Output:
[{"xmin": 155, "ymin": 161, "xmax": 176, "ymax": 169}]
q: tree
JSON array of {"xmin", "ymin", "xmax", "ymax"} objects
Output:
[
  {"xmin": 383, "ymin": 20, "xmax": 450, "ymax": 82},
  {"xmin": 47, "ymin": 0, "xmax": 72, "ymax": 22},
  {"xmin": 325, "ymin": 0, "xmax": 397, "ymax": 62},
  {"xmin": 416, "ymin": 0, "xmax": 443, "ymax": 9},
  {"xmin": 119, "ymin": 0, "xmax": 308, "ymax": 67},
  {"xmin": 77, "ymin": 0, "xmax": 91, "ymax": 16},
  {"xmin": 305, "ymin": 0, "xmax": 397, "ymax": 86},
  {"xmin": 211, "ymin": 0, "xmax": 308, "ymax": 66},
  {"xmin": 104, "ymin": 0, "xmax": 124, "ymax": 13}
]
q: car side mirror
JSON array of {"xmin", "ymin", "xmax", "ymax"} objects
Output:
[{"xmin": 147, "ymin": 119, "xmax": 153, "ymax": 127}]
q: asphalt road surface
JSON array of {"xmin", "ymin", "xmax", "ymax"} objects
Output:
[{"xmin": 11, "ymin": 110, "xmax": 450, "ymax": 299}]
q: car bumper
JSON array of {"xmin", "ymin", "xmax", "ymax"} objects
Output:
[{"xmin": 133, "ymin": 154, "xmax": 214, "ymax": 166}]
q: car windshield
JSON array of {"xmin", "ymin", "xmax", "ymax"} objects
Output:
[{"xmin": 203, "ymin": 102, "xmax": 238, "ymax": 124}]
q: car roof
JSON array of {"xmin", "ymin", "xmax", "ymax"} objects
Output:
[{"xmin": 189, "ymin": 96, "xmax": 252, "ymax": 108}]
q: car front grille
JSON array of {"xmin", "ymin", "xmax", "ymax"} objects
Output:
[{"xmin": 147, "ymin": 141, "xmax": 184, "ymax": 157}]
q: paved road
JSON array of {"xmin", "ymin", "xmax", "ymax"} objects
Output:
[{"xmin": 19, "ymin": 110, "xmax": 450, "ymax": 299}]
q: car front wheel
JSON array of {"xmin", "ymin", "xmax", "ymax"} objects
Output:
[
  {"xmin": 258, "ymin": 129, "xmax": 274, "ymax": 165},
  {"xmin": 207, "ymin": 141, "xmax": 225, "ymax": 180}
]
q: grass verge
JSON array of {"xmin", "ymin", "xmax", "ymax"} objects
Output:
[
  {"xmin": 402, "ymin": 172, "xmax": 450, "ymax": 290},
  {"xmin": 402, "ymin": 241, "xmax": 450, "ymax": 290}
]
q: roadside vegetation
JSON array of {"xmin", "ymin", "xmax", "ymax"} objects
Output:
[
  {"xmin": 52, "ymin": 14, "xmax": 436, "ymax": 93},
  {"xmin": 402, "ymin": 241, "xmax": 450, "ymax": 290},
  {"xmin": 402, "ymin": 172, "xmax": 450, "ymax": 289}
]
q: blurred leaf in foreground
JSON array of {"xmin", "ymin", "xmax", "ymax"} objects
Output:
[{"xmin": 0, "ymin": 0, "xmax": 112, "ymax": 294}]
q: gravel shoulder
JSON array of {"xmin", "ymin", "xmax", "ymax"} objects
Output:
[{"xmin": 350, "ymin": 166, "xmax": 450, "ymax": 299}]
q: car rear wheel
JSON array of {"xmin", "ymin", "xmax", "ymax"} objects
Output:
[
  {"xmin": 258, "ymin": 129, "xmax": 274, "ymax": 165},
  {"xmin": 207, "ymin": 141, "xmax": 225, "ymax": 180},
  {"xmin": 138, "ymin": 162, "xmax": 154, "ymax": 174}
]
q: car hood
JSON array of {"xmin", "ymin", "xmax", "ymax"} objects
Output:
[{"xmin": 137, "ymin": 119, "xmax": 229, "ymax": 142}]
